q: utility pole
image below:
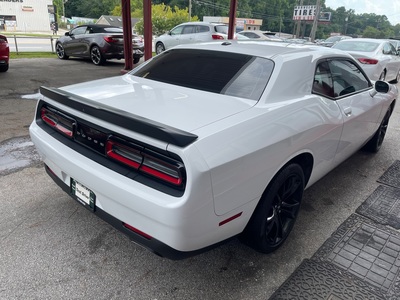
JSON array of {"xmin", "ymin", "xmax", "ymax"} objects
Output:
[
  {"xmin": 189, "ymin": 0, "xmax": 191, "ymax": 21},
  {"xmin": 295, "ymin": 0, "xmax": 303, "ymax": 38},
  {"xmin": 309, "ymin": 0, "xmax": 320, "ymax": 42}
]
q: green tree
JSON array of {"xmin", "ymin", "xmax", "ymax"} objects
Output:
[{"xmin": 134, "ymin": 4, "xmax": 198, "ymax": 36}]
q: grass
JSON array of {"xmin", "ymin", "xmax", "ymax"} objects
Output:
[{"xmin": 10, "ymin": 52, "xmax": 57, "ymax": 59}]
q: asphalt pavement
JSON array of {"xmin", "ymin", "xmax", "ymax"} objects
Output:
[{"xmin": 1, "ymin": 57, "xmax": 400, "ymax": 299}]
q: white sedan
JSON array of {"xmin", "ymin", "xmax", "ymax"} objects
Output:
[
  {"xmin": 333, "ymin": 38, "xmax": 400, "ymax": 83},
  {"xmin": 30, "ymin": 42, "xmax": 398, "ymax": 259}
]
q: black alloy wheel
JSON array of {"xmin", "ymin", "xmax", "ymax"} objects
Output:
[
  {"xmin": 241, "ymin": 163, "xmax": 305, "ymax": 253},
  {"xmin": 90, "ymin": 46, "xmax": 105, "ymax": 65},
  {"xmin": 55, "ymin": 43, "xmax": 68, "ymax": 59},
  {"xmin": 364, "ymin": 106, "xmax": 392, "ymax": 153}
]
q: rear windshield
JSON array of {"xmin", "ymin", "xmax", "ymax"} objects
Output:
[
  {"xmin": 131, "ymin": 49, "xmax": 273, "ymax": 100},
  {"xmin": 101, "ymin": 27, "xmax": 123, "ymax": 33},
  {"xmin": 334, "ymin": 41, "xmax": 379, "ymax": 52}
]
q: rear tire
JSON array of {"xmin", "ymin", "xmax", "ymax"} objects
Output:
[
  {"xmin": 90, "ymin": 46, "xmax": 105, "ymax": 65},
  {"xmin": 133, "ymin": 56, "xmax": 140, "ymax": 64},
  {"xmin": 364, "ymin": 106, "xmax": 392, "ymax": 153},
  {"xmin": 240, "ymin": 164, "xmax": 305, "ymax": 253}
]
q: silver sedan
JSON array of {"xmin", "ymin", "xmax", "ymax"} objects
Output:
[{"xmin": 333, "ymin": 38, "xmax": 400, "ymax": 83}]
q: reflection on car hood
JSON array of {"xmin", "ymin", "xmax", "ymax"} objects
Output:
[{"xmin": 59, "ymin": 74, "xmax": 254, "ymax": 132}]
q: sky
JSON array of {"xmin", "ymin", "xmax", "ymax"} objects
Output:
[{"xmin": 325, "ymin": 0, "xmax": 400, "ymax": 26}]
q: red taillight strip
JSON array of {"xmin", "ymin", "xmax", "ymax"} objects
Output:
[
  {"xmin": 212, "ymin": 34, "xmax": 225, "ymax": 40},
  {"xmin": 123, "ymin": 223, "xmax": 152, "ymax": 239},
  {"xmin": 106, "ymin": 138, "xmax": 185, "ymax": 187},
  {"xmin": 41, "ymin": 107, "xmax": 74, "ymax": 137},
  {"xmin": 357, "ymin": 58, "xmax": 378, "ymax": 65},
  {"xmin": 105, "ymin": 140, "xmax": 142, "ymax": 169},
  {"xmin": 140, "ymin": 164, "xmax": 182, "ymax": 186},
  {"xmin": 219, "ymin": 212, "xmax": 243, "ymax": 226},
  {"xmin": 103, "ymin": 36, "xmax": 119, "ymax": 43}
]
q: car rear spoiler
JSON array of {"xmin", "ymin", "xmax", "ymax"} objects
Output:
[{"xmin": 39, "ymin": 86, "xmax": 198, "ymax": 147}]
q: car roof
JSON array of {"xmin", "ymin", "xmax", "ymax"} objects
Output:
[
  {"xmin": 175, "ymin": 21, "xmax": 226, "ymax": 26},
  {"xmin": 171, "ymin": 40, "xmax": 352, "ymax": 60}
]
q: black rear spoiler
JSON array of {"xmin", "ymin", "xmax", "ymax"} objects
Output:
[{"xmin": 39, "ymin": 86, "xmax": 198, "ymax": 147}]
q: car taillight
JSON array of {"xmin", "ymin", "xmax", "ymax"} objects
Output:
[
  {"xmin": 41, "ymin": 107, "xmax": 75, "ymax": 137},
  {"xmin": 106, "ymin": 138, "xmax": 185, "ymax": 187},
  {"xmin": 212, "ymin": 34, "xmax": 225, "ymax": 40},
  {"xmin": 358, "ymin": 58, "xmax": 379, "ymax": 65},
  {"xmin": 103, "ymin": 36, "xmax": 119, "ymax": 43},
  {"xmin": 106, "ymin": 140, "xmax": 142, "ymax": 169}
]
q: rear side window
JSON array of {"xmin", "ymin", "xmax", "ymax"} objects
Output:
[
  {"xmin": 197, "ymin": 25, "xmax": 210, "ymax": 33},
  {"xmin": 132, "ymin": 49, "xmax": 273, "ymax": 100},
  {"xmin": 214, "ymin": 25, "xmax": 228, "ymax": 34}
]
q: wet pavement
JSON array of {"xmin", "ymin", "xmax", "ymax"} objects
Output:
[
  {"xmin": 0, "ymin": 57, "xmax": 400, "ymax": 299},
  {"xmin": 0, "ymin": 136, "xmax": 41, "ymax": 176}
]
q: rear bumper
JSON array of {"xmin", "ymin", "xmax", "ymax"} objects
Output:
[{"xmin": 45, "ymin": 164, "xmax": 221, "ymax": 260}]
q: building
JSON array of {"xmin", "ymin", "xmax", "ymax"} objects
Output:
[
  {"xmin": 203, "ymin": 16, "xmax": 263, "ymax": 31},
  {"xmin": 0, "ymin": 0, "xmax": 54, "ymax": 32},
  {"xmin": 96, "ymin": 15, "xmax": 140, "ymax": 32}
]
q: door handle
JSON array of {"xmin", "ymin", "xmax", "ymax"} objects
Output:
[{"xmin": 343, "ymin": 107, "xmax": 352, "ymax": 116}]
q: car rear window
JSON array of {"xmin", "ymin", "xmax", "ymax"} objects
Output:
[
  {"xmin": 132, "ymin": 49, "xmax": 273, "ymax": 100},
  {"xmin": 101, "ymin": 27, "xmax": 123, "ymax": 33},
  {"xmin": 334, "ymin": 41, "xmax": 379, "ymax": 52}
]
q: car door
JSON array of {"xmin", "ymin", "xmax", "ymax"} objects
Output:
[
  {"xmin": 166, "ymin": 24, "xmax": 184, "ymax": 48},
  {"xmin": 178, "ymin": 25, "xmax": 197, "ymax": 45},
  {"xmin": 63, "ymin": 26, "xmax": 87, "ymax": 56},
  {"xmin": 327, "ymin": 59, "xmax": 384, "ymax": 164},
  {"xmin": 194, "ymin": 25, "xmax": 211, "ymax": 42}
]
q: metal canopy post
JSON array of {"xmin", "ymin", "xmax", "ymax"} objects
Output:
[
  {"xmin": 121, "ymin": 0, "xmax": 133, "ymax": 72},
  {"xmin": 143, "ymin": 0, "xmax": 152, "ymax": 61},
  {"xmin": 228, "ymin": 0, "xmax": 238, "ymax": 39}
]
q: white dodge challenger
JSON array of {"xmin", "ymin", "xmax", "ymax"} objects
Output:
[{"xmin": 29, "ymin": 41, "xmax": 398, "ymax": 259}]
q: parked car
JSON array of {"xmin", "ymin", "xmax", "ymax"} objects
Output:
[
  {"xmin": 333, "ymin": 38, "xmax": 400, "ymax": 82},
  {"xmin": 30, "ymin": 41, "xmax": 398, "ymax": 259},
  {"xmin": 0, "ymin": 34, "xmax": 10, "ymax": 72},
  {"xmin": 55, "ymin": 24, "xmax": 144, "ymax": 65},
  {"xmin": 388, "ymin": 39, "xmax": 400, "ymax": 52},
  {"xmin": 238, "ymin": 30, "xmax": 283, "ymax": 41},
  {"xmin": 319, "ymin": 35, "xmax": 352, "ymax": 47},
  {"xmin": 154, "ymin": 22, "xmax": 230, "ymax": 54}
]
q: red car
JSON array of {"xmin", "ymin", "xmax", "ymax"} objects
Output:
[{"xmin": 0, "ymin": 34, "xmax": 9, "ymax": 72}]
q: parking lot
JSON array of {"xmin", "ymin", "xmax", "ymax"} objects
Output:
[{"xmin": 1, "ymin": 57, "xmax": 400, "ymax": 299}]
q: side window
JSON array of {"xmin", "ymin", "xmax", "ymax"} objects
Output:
[
  {"xmin": 197, "ymin": 25, "xmax": 210, "ymax": 33},
  {"xmin": 312, "ymin": 61, "xmax": 334, "ymax": 98},
  {"xmin": 328, "ymin": 60, "xmax": 371, "ymax": 97},
  {"xmin": 383, "ymin": 43, "xmax": 393, "ymax": 55},
  {"xmin": 71, "ymin": 26, "xmax": 87, "ymax": 35},
  {"xmin": 182, "ymin": 25, "xmax": 195, "ymax": 34},
  {"xmin": 170, "ymin": 26, "xmax": 183, "ymax": 35}
]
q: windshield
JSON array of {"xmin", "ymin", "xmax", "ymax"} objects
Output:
[
  {"xmin": 325, "ymin": 36, "xmax": 342, "ymax": 43},
  {"xmin": 132, "ymin": 49, "xmax": 274, "ymax": 101}
]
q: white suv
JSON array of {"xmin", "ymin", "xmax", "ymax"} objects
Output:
[{"xmin": 154, "ymin": 22, "xmax": 229, "ymax": 54}]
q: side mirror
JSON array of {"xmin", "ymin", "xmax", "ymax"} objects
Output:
[
  {"xmin": 375, "ymin": 80, "xmax": 390, "ymax": 93},
  {"xmin": 65, "ymin": 32, "xmax": 70, "ymax": 36}
]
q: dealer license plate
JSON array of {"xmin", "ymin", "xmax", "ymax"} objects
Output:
[{"xmin": 71, "ymin": 178, "xmax": 96, "ymax": 211}]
